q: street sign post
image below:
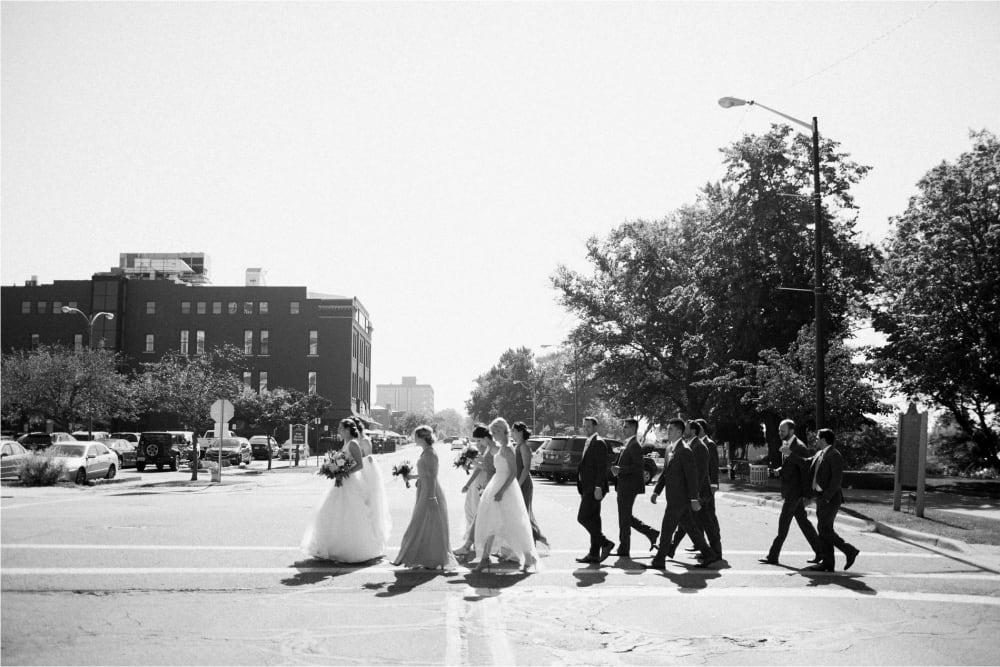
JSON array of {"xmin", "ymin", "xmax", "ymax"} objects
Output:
[
  {"xmin": 290, "ymin": 424, "xmax": 307, "ymax": 467},
  {"xmin": 210, "ymin": 399, "xmax": 234, "ymax": 482}
]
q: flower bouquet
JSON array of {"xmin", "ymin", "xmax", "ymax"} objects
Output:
[
  {"xmin": 318, "ymin": 450, "xmax": 351, "ymax": 487},
  {"xmin": 392, "ymin": 461, "xmax": 412, "ymax": 488},
  {"xmin": 453, "ymin": 445, "xmax": 478, "ymax": 474}
]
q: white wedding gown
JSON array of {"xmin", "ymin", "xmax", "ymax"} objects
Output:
[
  {"xmin": 473, "ymin": 446, "xmax": 539, "ymax": 568},
  {"xmin": 301, "ymin": 441, "xmax": 391, "ymax": 563}
]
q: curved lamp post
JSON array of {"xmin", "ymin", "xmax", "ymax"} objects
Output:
[
  {"xmin": 62, "ymin": 307, "xmax": 115, "ymax": 439},
  {"xmin": 718, "ymin": 96, "xmax": 826, "ymax": 430}
]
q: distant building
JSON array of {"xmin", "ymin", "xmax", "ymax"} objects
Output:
[
  {"xmin": 376, "ymin": 377, "xmax": 434, "ymax": 416},
  {"xmin": 1, "ymin": 253, "xmax": 374, "ymax": 431}
]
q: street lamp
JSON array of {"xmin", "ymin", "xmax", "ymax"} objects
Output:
[
  {"xmin": 718, "ymin": 96, "xmax": 826, "ymax": 430},
  {"xmin": 62, "ymin": 307, "xmax": 115, "ymax": 439}
]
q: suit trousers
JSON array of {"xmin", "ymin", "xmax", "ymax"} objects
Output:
[
  {"xmin": 767, "ymin": 497, "xmax": 820, "ymax": 560},
  {"xmin": 653, "ymin": 502, "xmax": 716, "ymax": 562},
  {"xmin": 616, "ymin": 490, "xmax": 657, "ymax": 554},
  {"xmin": 670, "ymin": 493, "xmax": 722, "ymax": 557},
  {"xmin": 578, "ymin": 492, "xmax": 609, "ymax": 555},
  {"xmin": 815, "ymin": 498, "xmax": 855, "ymax": 567}
]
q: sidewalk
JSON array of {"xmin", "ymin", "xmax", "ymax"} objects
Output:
[{"xmin": 717, "ymin": 476, "xmax": 1000, "ymax": 571}]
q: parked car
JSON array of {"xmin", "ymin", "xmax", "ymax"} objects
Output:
[
  {"xmin": 45, "ymin": 442, "xmax": 118, "ymax": 484},
  {"xmin": 279, "ymin": 442, "xmax": 310, "ymax": 460},
  {"xmin": 535, "ymin": 436, "xmax": 622, "ymax": 484},
  {"xmin": 71, "ymin": 431, "xmax": 111, "ymax": 442},
  {"xmin": 1, "ymin": 440, "xmax": 30, "ymax": 481},
  {"xmin": 135, "ymin": 432, "xmax": 184, "ymax": 472},
  {"xmin": 248, "ymin": 435, "xmax": 280, "ymax": 460},
  {"xmin": 203, "ymin": 437, "xmax": 253, "ymax": 466},
  {"xmin": 529, "ymin": 437, "xmax": 552, "ymax": 476},
  {"xmin": 111, "ymin": 432, "xmax": 142, "ymax": 444},
  {"xmin": 448, "ymin": 437, "xmax": 469, "ymax": 451},
  {"xmin": 99, "ymin": 437, "xmax": 137, "ymax": 469},
  {"xmin": 17, "ymin": 432, "xmax": 77, "ymax": 452}
]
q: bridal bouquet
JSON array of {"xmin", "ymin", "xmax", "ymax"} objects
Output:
[
  {"xmin": 318, "ymin": 450, "xmax": 351, "ymax": 487},
  {"xmin": 392, "ymin": 461, "xmax": 412, "ymax": 488},
  {"xmin": 453, "ymin": 446, "xmax": 478, "ymax": 474}
]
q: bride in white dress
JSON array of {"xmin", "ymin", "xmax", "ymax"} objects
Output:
[
  {"xmin": 471, "ymin": 418, "xmax": 539, "ymax": 572},
  {"xmin": 301, "ymin": 419, "xmax": 391, "ymax": 563}
]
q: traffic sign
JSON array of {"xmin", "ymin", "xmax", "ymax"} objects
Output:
[{"xmin": 210, "ymin": 399, "xmax": 234, "ymax": 424}]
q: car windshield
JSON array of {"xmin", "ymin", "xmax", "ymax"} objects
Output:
[
  {"xmin": 47, "ymin": 445, "xmax": 86, "ymax": 457},
  {"xmin": 206, "ymin": 438, "xmax": 242, "ymax": 448},
  {"xmin": 547, "ymin": 439, "xmax": 570, "ymax": 451},
  {"xmin": 112, "ymin": 433, "xmax": 138, "ymax": 442}
]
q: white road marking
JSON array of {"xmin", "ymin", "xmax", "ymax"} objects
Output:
[
  {"xmin": 482, "ymin": 595, "xmax": 515, "ymax": 666},
  {"xmin": 0, "ymin": 544, "xmax": 946, "ymax": 559},
  {"xmin": 3, "ymin": 567, "xmax": 998, "ymax": 582},
  {"xmin": 444, "ymin": 592, "xmax": 464, "ymax": 666}
]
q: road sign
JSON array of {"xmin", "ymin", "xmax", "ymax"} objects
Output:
[{"xmin": 210, "ymin": 399, "xmax": 234, "ymax": 425}]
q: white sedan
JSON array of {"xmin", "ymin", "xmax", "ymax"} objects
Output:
[
  {"xmin": 46, "ymin": 442, "xmax": 119, "ymax": 484},
  {"xmin": 1, "ymin": 440, "xmax": 30, "ymax": 481}
]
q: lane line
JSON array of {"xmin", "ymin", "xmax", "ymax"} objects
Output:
[
  {"xmin": 3, "ymin": 567, "xmax": 998, "ymax": 582},
  {"xmin": 0, "ymin": 544, "xmax": 945, "ymax": 558},
  {"xmin": 482, "ymin": 596, "xmax": 515, "ymax": 666},
  {"xmin": 444, "ymin": 592, "xmax": 464, "ymax": 666}
]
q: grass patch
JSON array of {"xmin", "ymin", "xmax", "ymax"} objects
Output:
[
  {"xmin": 17, "ymin": 453, "xmax": 64, "ymax": 486},
  {"xmin": 842, "ymin": 502, "xmax": 1000, "ymax": 545}
]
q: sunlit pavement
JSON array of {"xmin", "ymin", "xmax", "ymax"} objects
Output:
[{"xmin": 3, "ymin": 443, "xmax": 999, "ymax": 665}]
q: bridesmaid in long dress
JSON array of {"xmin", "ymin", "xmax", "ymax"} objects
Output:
[
  {"xmin": 393, "ymin": 426, "xmax": 458, "ymax": 570},
  {"xmin": 512, "ymin": 421, "xmax": 550, "ymax": 554},
  {"xmin": 454, "ymin": 424, "xmax": 494, "ymax": 559}
]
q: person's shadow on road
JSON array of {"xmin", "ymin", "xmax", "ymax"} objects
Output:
[
  {"xmin": 280, "ymin": 557, "xmax": 381, "ymax": 587},
  {"xmin": 800, "ymin": 570, "xmax": 877, "ymax": 595},
  {"xmin": 373, "ymin": 569, "xmax": 443, "ymax": 598}
]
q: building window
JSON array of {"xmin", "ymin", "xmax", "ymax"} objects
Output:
[
  {"xmin": 309, "ymin": 330, "xmax": 318, "ymax": 356},
  {"xmin": 228, "ymin": 301, "xmax": 238, "ymax": 314},
  {"xmin": 53, "ymin": 301, "xmax": 62, "ymax": 313},
  {"xmin": 212, "ymin": 301, "xmax": 221, "ymax": 315},
  {"xmin": 144, "ymin": 334, "xmax": 155, "ymax": 353},
  {"xmin": 243, "ymin": 371, "xmax": 252, "ymax": 387},
  {"xmin": 308, "ymin": 371, "xmax": 317, "ymax": 395},
  {"xmin": 259, "ymin": 371, "xmax": 268, "ymax": 393},
  {"xmin": 74, "ymin": 334, "xmax": 83, "ymax": 353},
  {"xmin": 181, "ymin": 301, "xmax": 191, "ymax": 314},
  {"xmin": 244, "ymin": 301, "xmax": 253, "ymax": 315},
  {"xmin": 37, "ymin": 301, "xmax": 48, "ymax": 315},
  {"xmin": 180, "ymin": 330, "xmax": 189, "ymax": 355},
  {"xmin": 259, "ymin": 301, "xmax": 269, "ymax": 315},
  {"xmin": 146, "ymin": 301, "xmax": 156, "ymax": 314},
  {"xmin": 196, "ymin": 330, "xmax": 205, "ymax": 355},
  {"xmin": 30, "ymin": 334, "xmax": 40, "ymax": 349},
  {"xmin": 21, "ymin": 301, "xmax": 31, "ymax": 314},
  {"xmin": 244, "ymin": 330, "xmax": 253, "ymax": 355},
  {"xmin": 68, "ymin": 301, "xmax": 77, "ymax": 310},
  {"xmin": 259, "ymin": 330, "xmax": 269, "ymax": 355},
  {"xmin": 290, "ymin": 301, "xmax": 299, "ymax": 315},
  {"xmin": 197, "ymin": 301, "xmax": 206, "ymax": 315}
]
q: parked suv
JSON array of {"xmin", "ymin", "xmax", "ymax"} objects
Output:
[
  {"xmin": 135, "ymin": 432, "xmax": 184, "ymax": 471},
  {"xmin": 535, "ymin": 436, "xmax": 622, "ymax": 484}
]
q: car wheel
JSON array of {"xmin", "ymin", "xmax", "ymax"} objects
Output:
[
  {"xmin": 106, "ymin": 464, "xmax": 117, "ymax": 479},
  {"xmin": 169, "ymin": 456, "xmax": 178, "ymax": 471},
  {"xmin": 136, "ymin": 463, "xmax": 145, "ymax": 472},
  {"xmin": 75, "ymin": 468, "xmax": 87, "ymax": 485},
  {"xmin": 643, "ymin": 469, "xmax": 652, "ymax": 485}
]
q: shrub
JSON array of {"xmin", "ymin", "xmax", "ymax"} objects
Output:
[
  {"xmin": 18, "ymin": 453, "xmax": 64, "ymax": 486},
  {"xmin": 862, "ymin": 461, "xmax": 895, "ymax": 473}
]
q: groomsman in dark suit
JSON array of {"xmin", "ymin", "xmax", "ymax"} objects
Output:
[
  {"xmin": 807, "ymin": 428, "xmax": 861, "ymax": 572},
  {"xmin": 759, "ymin": 419, "xmax": 821, "ymax": 565},
  {"xmin": 692, "ymin": 419, "xmax": 723, "ymax": 560},
  {"xmin": 667, "ymin": 421, "xmax": 714, "ymax": 556},
  {"xmin": 576, "ymin": 417, "xmax": 614, "ymax": 564},
  {"xmin": 611, "ymin": 418, "xmax": 659, "ymax": 559},
  {"xmin": 645, "ymin": 419, "xmax": 721, "ymax": 569}
]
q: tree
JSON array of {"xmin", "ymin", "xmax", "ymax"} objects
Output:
[
  {"xmin": 1, "ymin": 345, "xmax": 136, "ymax": 431},
  {"xmin": 393, "ymin": 411, "xmax": 432, "ymax": 438},
  {"xmin": 552, "ymin": 125, "xmax": 879, "ymax": 455},
  {"xmin": 874, "ymin": 130, "xmax": 1000, "ymax": 471},
  {"xmin": 466, "ymin": 347, "xmax": 537, "ymax": 425},
  {"xmin": 136, "ymin": 345, "xmax": 246, "ymax": 480},
  {"xmin": 432, "ymin": 408, "xmax": 471, "ymax": 438}
]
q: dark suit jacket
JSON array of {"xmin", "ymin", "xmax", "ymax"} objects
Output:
[
  {"xmin": 689, "ymin": 437, "xmax": 712, "ymax": 500},
  {"xmin": 809, "ymin": 445, "xmax": 844, "ymax": 504},
  {"xmin": 615, "ymin": 436, "xmax": 646, "ymax": 496},
  {"xmin": 577, "ymin": 434, "xmax": 610, "ymax": 495},
  {"xmin": 653, "ymin": 440, "xmax": 700, "ymax": 507},
  {"xmin": 779, "ymin": 437, "xmax": 812, "ymax": 501},
  {"xmin": 703, "ymin": 436, "xmax": 720, "ymax": 487}
]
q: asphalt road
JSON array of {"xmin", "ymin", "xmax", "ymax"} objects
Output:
[{"xmin": 3, "ymin": 443, "xmax": 999, "ymax": 665}]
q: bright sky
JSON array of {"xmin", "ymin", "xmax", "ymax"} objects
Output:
[{"xmin": 3, "ymin": 2, "xmax": 998, "ymax": 413}]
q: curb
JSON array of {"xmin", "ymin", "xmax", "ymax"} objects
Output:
[{"xmin": 718, "ymin": 491, "xmax": 970, "ymax": 554}]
